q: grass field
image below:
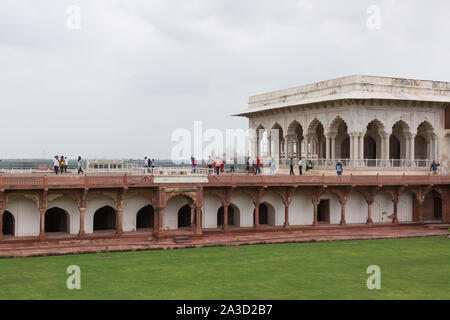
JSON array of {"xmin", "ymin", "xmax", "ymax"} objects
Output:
[{"xmin": 0, "ymin": 236, "xmax": 449, "ymax": 299}]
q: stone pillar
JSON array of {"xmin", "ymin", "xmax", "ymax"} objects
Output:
[
  {"xmin": 0, "ymin": 210, "xmax": 3, "ymax": 240},
  {"xmin": 39, "ymin": 209, "xmax": 46, "ymax": 239},
  {"xmin": 392, "ymin": 195, "xmax": 399, "ymax": 224},
  {"xmin": 350, "ymin": 134, "xmax": 354, "ymax": 160},
  {"xmin": 359, "ymin": 133, "xmax": 364, "ymax": 160},
  {"xmin": 339, "ymin": 197, "xmax": 347, "ymax": 226},
  {"xmin": 189, "ymin": 204, "xmax": 195, "ymax": 232},
  {"xmin": 312, "ymin": 197, "xmax": 319, "ymax": 227},
  {"xmin": 223, "ymin": 204, "xmax": 229, "ymax": 230},
  {"xmin": 153, "ymin": 207, "xmax": 159, "ymax": 233},
  {"xmin": 284, "ymin": 205, "xmax": 290, "ymax": 229},
  {"xmin": 331, "ymin": 137, "xmax": 336, "ymax": 160},
  {"xmin": 325, "ymin": 137, "xmax": 330, "ymax": 161},
  {"xmin": 417, "ymin": 197, "xmax": 424, "ymax": 224},
  {"xmin": 367, "ymin": 201, "xmax": 373, "ymax": 225},
  {"xmin": 433, "ymin": 136, "xmax": 438, "ymax": 161},
  {"xmin": 254, "ymin": 201, "xmax": 260, "ymax": 229},
  {"xmin": 195, "ymin": 207, "xmax": 202, "ymax": 234},
  {"xmin": 157, "ymin": 207, "xmax": 164, "ymax": 234},
  {"xmin": 116, "ymin": 207, "xmax": 123, "ymax": 235},
  {"xmin": 78, "ymin": 207, "xmax": 86, "ymax": 236},
  {"xmin": 410, "ymin": 134, "xmax": 415, "ymax": 166}
]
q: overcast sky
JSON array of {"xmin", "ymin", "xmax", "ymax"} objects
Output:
[{"xmin": 1, "ymin": 0, "xmax": 449, "ymax": 159}]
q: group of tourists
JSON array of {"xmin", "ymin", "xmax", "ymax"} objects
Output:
[
  {"xmin": 53, "ymin": 156, "xmax": 84, "ymax": 175},
  {"xmin": 144, "ymin": 157, "xmax": 156, "ymax": 173},
  {"xmin": 205, "ymin": 156, "xmax": 235, "ymax": 175},
  {"xmin": 289, "ymin": 157, "xmax": 314, "ymax": 175},
  {"xmin": 246, "ymin": 156, "xmax": 262, "ymax": 175}
]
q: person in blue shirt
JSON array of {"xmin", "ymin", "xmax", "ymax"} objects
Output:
[
  {"xmin": 336, "ymin": 160, "xmax": 343, "ymax": 176},
  {"xmin": 430, "ymin": 161, "xmax": 440, "ymax": 174}
]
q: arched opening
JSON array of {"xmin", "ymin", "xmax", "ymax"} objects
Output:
[
  {"xmin": 286, "ymin": 121, "xmax": 304, "ymax": 159},
  {"xmin": 390, "ymin": 121, "xmax": 411, "ymax": 165},
  {"xmin": 256, "ymin": 124, "xmax": 267, "ymax": 158},
  {"xmin": 136, "ymin": 205, "xmax": 154, "ymax": 229},
  {"xmin": 389, "ymin": 135, "xmax": 400, "ymax": 159},
  {"xmin": 178, "ymin": 204, "xmax": 191, "ymax": 228},
  {"xmin": 271, "ymin": 123, "xmax": 284, "ymax": 159},
  {"xmin": 364, "ymin": 120, "xmax": 385, "ymax": 165},
  {"xmin": 364, "ymin": 136, "xmax": 376, "ymax": 160},
  {"xmin": 2, "ymin": 211, "xmax": 15, "ymax": 236},
  {"xmin": 307, "ymin": 119, "xmax": 326, "ymax": 159},
  {"xmin": 45, "ymin": 207, "xmax": 69, "ymax": 233},
  {"xmin": 423, "ymin": 191, "xmax": 442, "ymax": 222},
  {"xmin": 415, "ymin": 121, "xmax": 435, "ymax": 166},
  {"xmin": 253, "ymin": 202, "xmax": 276, "ymax": 226},
  {"xmin": 93, "ymin": 206, "xmax": 116, "ymax": 231},
  {"xmin": 217, "ymin": 205, "xmax": 234, "ymax": 226},
  {"xmin": 329, "ymin": 117, "xmax": 349, "ymax": 160}
]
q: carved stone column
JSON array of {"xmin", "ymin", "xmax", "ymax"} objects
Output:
[
  {"xmin": 223, "ymin": 204, "xmax": 229, "ymax": 230},
  {"xmin": 325, "ymin": 136, "xmax": 331, "ymax": 161},
  {"xmin": 392, "ymin": 193, "xmax": 399, "ymax": 224},
  {"xmin": 78, "ymin": 207, "xmax": 86, "ymax": 236},
  {"xmin": 195, "ymin": 206, "xmax": 202, "ymax": 234},
  {"xmin": 39, "ymin": 209, "xmax": 46, "ymax": 239},
  {"xmin": 253, "ymin": 200, "xmax": 260, "ymax": 229},
  {"xmin": 339, "ymin": 196, "xmax": 347, "ymax": 226},
  {"xmin": 312, "ymin": 197, "xmax": 320, "ymax": 227},
  {"xmin": 367, "ymin": 200, "xmax": 373, "ymax": 225},
  {"xmin": 153, "ymin": 206, "xmax": 159, "ymax": 234},
  {"xmin": 190, "ymin": 203, "xmax": 196, "ymax": 232},
  {"xmin": 0, "ymin": 209, "xmax": 4, "ymax": 240}
]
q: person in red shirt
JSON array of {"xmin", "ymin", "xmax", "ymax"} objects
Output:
[{"xmin": 255, "ymin": 156, "xmax": 261, "ymax": 174}]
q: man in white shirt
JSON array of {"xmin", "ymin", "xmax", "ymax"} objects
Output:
[{"xmin": 53, "ymin": 156, "xmax": 60, "ymax": 175}]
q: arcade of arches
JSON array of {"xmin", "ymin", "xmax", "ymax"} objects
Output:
[
  {"xmin": 254, "ymin": 118, "xmax": 439, "ymax": 164},
  {"xmin": 0, "ymin": 184, "xmax": 448, "ymax": 240}
]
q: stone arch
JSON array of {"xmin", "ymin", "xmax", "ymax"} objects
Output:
[
  {"xmin": 286, "ymin": 120, "xmax": 304, "ymax": 158},
  {"xmin": 177, "ymin": 204, "xmax": 191, "ymax": 228},
  {"xmin": 415, "ymin": 121, "xmax": 436, "ymax": 163},
  {"xmin": 307, "ymin": 118, "xmax": 326, "ymax": 158},
  {"xmin": 217, "ymin": 203, "xmax": 240, "ymax": 227},
  {"xmin": 329, "ymin": 116, "xmax": 350, "ymax": 160},
  {"xmin": 5, "ymin": 195, "xmax": 40, "ymax": 237},
  {"xmin": 136, "ymin": 204, "xmax": 154, "ymax": 229},
  {"xmin": 230, "ymin": 191, "xmax": 254, "ymax": 227},
  {"xmin": 364, "ymin": 119, "xmax": 386, "ymax": 163},
  {"xmin": 422, "ymin": 190, "xmax": 442, "ymax": 221},
  {"xmin": 253, "ymin": 201, "xmax": 276, "ymax": 226},
  {"xmin": 271, "ymin": 122, "xmax": 285, "ymax": 158},
  {"xmin": 45, "ymin": 207, "xmax": 70, "ymax": 233},
  {"xmin": 93, "ymin": 206, "xmax": 117, "ymax": 231},
  {"xmin": 122, "ymin": 195, "xmax": 152, "ymax": 232},
  {"xmin": 390, "ymin": 120, "xmax": 411, "ymax": 163},
  {"xmin": 164, "ymin": 195, "xmax": 191, "ymax": 230},
  {"xmin": 2, "ymin": 211, "xmax": 15, "ymax": 236}
]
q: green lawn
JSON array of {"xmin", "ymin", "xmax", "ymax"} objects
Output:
[{"xmin": 0, "ymin": 236, "xmax": 449, "ymax": 299}]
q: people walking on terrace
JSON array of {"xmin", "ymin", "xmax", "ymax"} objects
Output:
[
  {"xmin": 306, "ymin": 160, "xmax": 314, "ymax": 173},
  {"xmin": 53, "ymin": 156, "xmax": 60, "ymax": 175},
  {"xmin": 64, "ymin": 157, "xmax": 68, "ymax": 173},
  {"xmin": 77, "ymin": 156, "xmax": 84, "ymax": 174},
  {"xmin": 298, "ymin": 158, "xmax": 303, "ymax": 175},
  {"xmin": 248, "ymin": 157, "xmax": 254, "ymax": 174},
  {"xmin": 269, "ymin": 158, "xmax": 276, "ymax": 175},
  {"xmin": 430, "ymin": 161, "xmax": 440, "ymax": 174},
  {"xmin": 191, "ymin": 156, "xmax": 197, "ymax": 173},
  {"xmin": 214, "ymin": 157, "xmax": 222, "ymax": 175},
  {"xmin": 207, "ymin": 156, "xmax": 213, "ymax": 170},
  {"xmin": 254, "ymin": 156, "xmax": 261, "ymax": 175},
  {"xmin": 59, "ymin": 156, "xmax": 65, "ymax": 174},
  {"xmin": 144, "ymin": 157, "xmax": 149, "ymax": 173},
  {"xmin": 336, "ymin": 160, "xmax": 343, "ymax": 176},
  {"xmin": 289, "ymin": 157, "xmax": 294, "ymax": 175},
  {"xmin": 151, "ymin": 159, "xmax": 155, "ymax": 174}
]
